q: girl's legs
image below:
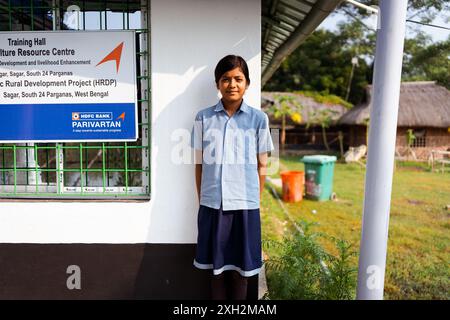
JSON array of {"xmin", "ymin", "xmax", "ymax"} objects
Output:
[
  {"xmin": 229, "ymin": 271, "xmax": 248, "ymax": 300},
  {"xmin": 211, "ymin": 273, "xmax": 227, "ymax": 300},
  {"xmin": 211, "ymin": 271, "xmax": 248, "ymax": 300}
]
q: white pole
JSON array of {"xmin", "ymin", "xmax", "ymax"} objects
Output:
[
  {"xmin": 356, "ymin": 0, "xmax": 408, "ymax": 300},
  {"xmin": 345, "ymin": 0, "xmax": 379, "ymax": 14}
]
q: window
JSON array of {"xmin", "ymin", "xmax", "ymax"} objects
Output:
[
  {"xmin": 0, "ymin": 0, "xmax": 150, "ymax": 199},
  {"xmin": 411, "ymin": 129, "xmax": 426, "ymax": 148}
]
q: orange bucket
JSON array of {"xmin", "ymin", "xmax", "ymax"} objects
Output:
[{"xmin": 280, "ymin": 171, "xmax": 305, "ymax": 202}]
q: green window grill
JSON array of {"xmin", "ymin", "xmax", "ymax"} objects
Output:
[{"xmin": 0, "ymin": 0, "xmax": 151, "ymax": 199}]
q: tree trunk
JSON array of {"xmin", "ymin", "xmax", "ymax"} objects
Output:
[
  {"xmin": 366, "ymin": 123, "xmax": 369, "ymax": 147},
  {"xmin": 311, "ymin": 127, "xmax": 316, "ymax": 144},
  {"xmin": 322, "ymin": 125, "xmax": 330, "ymax": 151},
  {"xmin": 281, "ymin": 114, "xmax": 286, "ymax": 150},
  {"xmin": 338, "ymin": 131, "xmax": 344, "ymax": 158}
]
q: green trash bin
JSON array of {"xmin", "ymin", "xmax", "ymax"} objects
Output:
[{"xmin": 301, "ymin": 155, "xmax": 337, "ymax": 201}]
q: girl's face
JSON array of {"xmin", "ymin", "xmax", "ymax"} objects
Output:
[{"xmin": 217, "ymin": 67, "xmax": 248, "ymax": 105}]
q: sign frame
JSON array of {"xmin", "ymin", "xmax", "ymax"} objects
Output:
[{"xmin": 0, "ymin": 30, "xmax": 139, "ymax": 143}]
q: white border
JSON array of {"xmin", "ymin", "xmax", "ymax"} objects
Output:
[{"xmin": 193, "ymin": 260, "xmax": 262, "ymax": 277}]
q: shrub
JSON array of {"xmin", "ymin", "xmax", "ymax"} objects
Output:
[{"xmin": 263, "ymin": 221, "xmax": 357, "ymax": 300}]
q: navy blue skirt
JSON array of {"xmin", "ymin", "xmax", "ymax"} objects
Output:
[{"xmin": 193, "ymin": 204, "xmax": 262, "ymax": 277}]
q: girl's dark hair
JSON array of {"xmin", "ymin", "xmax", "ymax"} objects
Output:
[{"xmin": 214, "ymin": 55, "xmax": 250, "ymax": 85}]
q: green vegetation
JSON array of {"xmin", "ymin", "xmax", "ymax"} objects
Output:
[
  {"xmin": 263, "ymin": 221, "xmax": 357, "ymax": 300},
  {"xmin": 294, "ymin": 90, "xmax": 353, "ymax": 109},
  {"xmin": 261, "ymin": 156, "xmax": 450, "ymax": 299},
  {"xmin": 264, "ymin": 0, "xmax": 450, "ymax": 103},
  {"xmin": 266, "ymin": 95, "xmax": 303, "ymax": 148}
]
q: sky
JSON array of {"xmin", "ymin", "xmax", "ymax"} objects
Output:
[
  {"xmin": 62, "ymin": 5, "xmax": 449, "ymax": 43},
  {"xmin": 319, "ymin": 10, "xmax": 450, "ymax": 43}
]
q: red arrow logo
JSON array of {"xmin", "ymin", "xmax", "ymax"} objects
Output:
[
  {"xmin": 117, "ymin": 112, "xmax": 126, "ymax": 122},
  {"xmin": 96, "ymin": 42, "xmax": 124, "ymax": 73}
]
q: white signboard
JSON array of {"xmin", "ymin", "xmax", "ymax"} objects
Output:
[{"xmin": 0, "ymin": 30, "xmax": 138, "ymax": 142}]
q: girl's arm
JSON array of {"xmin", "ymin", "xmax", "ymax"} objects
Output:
[
  {"xmin": 258, "ymin": 152, "xmax": 269, "ymax": 198},
  {"xmin": 195, "ymin": 150, "xmax": 203, "ymax": 201}
]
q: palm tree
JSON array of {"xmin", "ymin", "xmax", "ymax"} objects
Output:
[
  {"xmin": 405, "ymin": 128, "xmax": 417, "ymax": 160},
  {"xmin": 267, "ymin": 94, "xmax": 303, "ymax": 150},
  {"xmin": 306, "ymin": 109, "xmax": 339, "ymax": 151}
]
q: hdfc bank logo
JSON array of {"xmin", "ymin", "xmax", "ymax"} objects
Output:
[{"xmin": 72, "ymin": 112, "xmax": 80, "ymax": 120}]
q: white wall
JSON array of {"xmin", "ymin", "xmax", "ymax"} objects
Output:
[{"xmin": 0, "ymin": 0, "xmax": 261, "ymax": 244}]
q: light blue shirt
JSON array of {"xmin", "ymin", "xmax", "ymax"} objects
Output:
[{"xmin": 191, "ymin": 100, "xmax": 274, "ymax": 210}]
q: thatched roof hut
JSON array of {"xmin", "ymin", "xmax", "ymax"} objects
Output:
[
  {"xmin": 338, "ymin": 82, "xmax": 450, "ymax": 160},
  {"xmin": 338, "ymin": 81, "xmax": 450, "ymax": 128},
  {"xmin": 261, "ymin": 92, "xmax": 350, "ymax": 150},
  {"xmin": 262, "ymin": 91, "xmax": 349, "ymax": 127}
]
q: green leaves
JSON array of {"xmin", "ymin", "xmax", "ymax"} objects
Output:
[
  {"xmin": 267, "ymin": 94, "xmax": 304, "ymax": 121},
  {"xmin": 264, "ymin": 0, "xmax": 450, "ymax": 102},
  {"xmin": 306, "ymin": 109, "xmax": 340, "ymax": 129},
  {"xmin": 403, "ymin": 37, "xmax": 450, "ymax": 89},
  {"xmin": 406, "ymin": 129, "xmax": 416, "ymax": 148},
  {"xmin": 264, "ymin": 220, "xmax": 357, "ymax": 300},
  {"xmin": 264, "ymin": 29, "xmax": 371, "ymax": 105}
]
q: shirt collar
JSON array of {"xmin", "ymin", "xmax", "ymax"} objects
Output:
[{"xmin": 214, "ymin": 99, "xmax": 250, "ymax": 114}]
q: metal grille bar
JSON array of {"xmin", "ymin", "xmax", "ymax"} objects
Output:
[{"xmin": 0, "ymin": 0, "xmax": 151, "ymax": 199}]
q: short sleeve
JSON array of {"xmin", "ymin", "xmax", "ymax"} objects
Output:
[
  {"xmin": 257, "ymin": 113, "xmax": 274, "ymax": 154},
  {"xmin": 191, "ymin": 112, "xmax": 203, "ymax": 151}
]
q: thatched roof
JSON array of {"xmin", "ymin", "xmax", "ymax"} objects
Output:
[
  {"xmin": 338, "ymin": 82, "xmax": 450, "ymax": 128},
  {"xmin": 261, "ymin": 91, "xmax": 349, "ymax": 127}
]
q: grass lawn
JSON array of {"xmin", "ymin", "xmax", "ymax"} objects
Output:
[{"xmin": 260, "ymin": 156, "xmax": 450, "ymax": 300}]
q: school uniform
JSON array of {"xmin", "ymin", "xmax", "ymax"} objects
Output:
[{"xmin": 191, "ymin": 99, "xmax": 274, "ymax": 277}]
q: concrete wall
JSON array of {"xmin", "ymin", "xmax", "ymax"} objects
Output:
[
  {"xmin": 0, "ymin": 0, "xmax": 261, "ymax": 299},
  {"xmin": 0, "ymin": 0, "xmax": 261, "ymax": 244}
]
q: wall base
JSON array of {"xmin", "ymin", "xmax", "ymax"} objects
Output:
[{"xmin": 0, "ymin": 244, "xmax": 258, "ymax": 299}]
